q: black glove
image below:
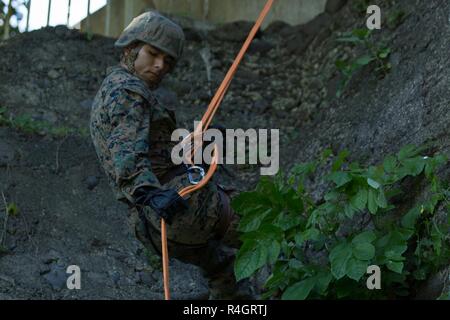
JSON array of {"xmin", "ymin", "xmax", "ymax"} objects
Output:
[{"xmin": 134, "ymin": 187, "xmax": 188, "ymax": 224}]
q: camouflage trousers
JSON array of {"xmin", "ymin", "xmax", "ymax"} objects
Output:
[{"xmin": 128, "ymin": 172, "xmax": 240, "ymax": 276}]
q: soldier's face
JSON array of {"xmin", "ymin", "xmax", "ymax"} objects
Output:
[{"xmin": 133, "ymin": 44, "xmax": 175, "ymax": 88}]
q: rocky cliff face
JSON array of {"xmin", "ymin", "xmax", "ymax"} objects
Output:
[{"xmin": 0, "ymin": 0, "xmax": 448, "ymax": 299}]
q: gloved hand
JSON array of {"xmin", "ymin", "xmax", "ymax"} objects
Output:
[{"xmin": 134, "ymin": 186, "xmax": 188, "ymax": 224}]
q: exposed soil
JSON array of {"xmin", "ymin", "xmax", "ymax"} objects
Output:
[{"xmin": 0, "ymin": 0, "xmax": 448, "ymax": 299}]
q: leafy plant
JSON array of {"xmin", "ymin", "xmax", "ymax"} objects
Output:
[
  {"xmin": 351, "ymin": 0, "xmax": 372, "ymax": 15},
  {"xmin": 386, "ymin": 10, "xmax": 408, "ymax": 29},
  {"xmin": 143, "ymin": 247, "xmax": 162, "ymax": 270},
  {"xmin": 335, "ymin": 29, "xmax": 391, "ymax": 97},
  {"xmin": 232, "ymin": 145, "xmax": 449, "ymax": 299},
  {"xmin": 0, "ymin": 107, "xmax": 86, "ymax": 138},
  {"xmin": 6, "ymin": 203, "xmax": 19, "ymax": 217},
  {"xmin": 86, "ymin": 31, "xmax": 94, "ymax": 41}
]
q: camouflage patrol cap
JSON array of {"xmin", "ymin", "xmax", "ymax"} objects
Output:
[{"xmin": 115, "ymin": 11, "xmax": 185, "ymax": 61}]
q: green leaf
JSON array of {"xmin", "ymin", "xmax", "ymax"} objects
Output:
[
  {"xmin": 330, "ymin": 242, "xmax": 353, "ymax": 280},
  {"xmin": 395, "ymin": 228, "xmax": 414, "ymax": 241},
  {"xmin": 324, "ymin": 191, "xmax": 340, "ymax": 201},
  {"xmin": 353, "ymin": 243, "xmax": 375, "ymax": 260},
  {"xmin": 384, "ymin": 245, "xmax": 407, "ymax": 260},
  {"xmin": 376, "ymin": 189, "xmax": 388, "ymax": 209},
  {"xmin": 397, "ymin": 145, "xmax": 419, "ymax": 161},
  {"xmin": 336, "ymin": 35, "xmax": 361, "ymax": 43},
  {"xmin": 282, "ymin": 277, "xmax": 316, "ymax": 300},
  {"xmin": 386, "ymin": 261, "xmax": 404, "ymax": 274},
  {"xmin": 352, "ymin": 231, "xmax": 376, "ymax": 244},
  {"xmin": 295, "ymin": 228, "xmax": 320, "ymax": 245},
  {"xmin": 367, "ymin": 188, "xmax": 378, "ymax": 214},
  {"xmin": 433, "ymin": 154, "xmax": 448, "ymax": 166},
  {"xmin": 350, "ymin": 188, "xmax": 368, "ymax": 211},
  {"xmin": 402, "ymin": 157, "xmax": 426, "ymax": 176},
  {"xmin": 335, "ymin": 59, "xmax": 349, "ymax": 70},
  {"xmin": 367, "ymin": 178, "xmax": 381, "ymax": 189},
  {"xmin": 274, "ymin": 212, "xmax": 302, "ymax": 231},
  {"xmin": 285, "ymin": 190, "xmax": 304, "ymax": 214},
  {"xmin": 344, "ymin": 203, "xmax": 356, "ymax": 218},
  {"xmin": 378, "ymin": 48, "xmax": 391, "ymax": 59},
  {"xmin": 401, "ymin": 206, "xmax": 421, "ymax": 229},
  {"xmin": 231, "ymin": 191, "xmax": 265, "ymax": 214},
  {"xmin": 431, "ymin": 222, "xmax": 444, "ymax": 255},
  {"xmin": 256, "ymin": 177, "xmax": 282, "ymax": 205},
  {"xmin": 255, "ymin": 224, "xmax": 284, "ymax": 242},
  {"xmin": 428, "ymin": 155, "xmax": 448, "ymax": 177},
  {"xmin": 290, "ymin": 162, "xmax": 317, "ymax": 178},
  {"xmin": 288, "ymin": 259, "xmax": 304, "ymax": 270},
  {"xmin": 265, "ymin": 264, "xmax": 288, "ymax": 293},
  {"xmin": 321, "ymin": 148, "xmax": 333, "ymax": 160},
  {"xmin": 352, "ymin": 28, "xmax": 371, "ymax": 39},
  {"xmin": 234, "ymin": 241, "xmax": 268, "ymax": 281},
  {"xmin": 237, "ymin": 208, "xmax": 272, "ymax": 233},
  {"xmin": 315, "ymin": 272, "xmax": 333, "ymax": 294},
  {"xmin": 332, "ymin": 150, "xmax": 349, "ymax": 171},
  {"xmin": 383, "ymin": 155, "xmax": 397, "ymax": 173},
  {"xmin": 355, "ymin": 55, "xmax": 374, "ymax": 66},
  {"xmin": 7, "ymin": 203, "xmax": 19, "ymax": 216},
  {"xmin": 346, "ymin": 258, "xmax": 368, "ymax": 281},
  {"xmin": 424, "ymin": 160, "xmax": 434, "ymax": 179},
  {"xmin": 267, "ymin": 241, "xmax": 281, "ymax": 264},
  {"xmin": 328, "ymin": 172, "xmax": 352, "ymax": 188}
]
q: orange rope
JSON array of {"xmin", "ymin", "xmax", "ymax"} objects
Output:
[
  {"xmin": 160, "ymin": 218, "xmax": 170, "ymax": 300},
  {"xmin": 161, "ymin": 0, "xmax": 275, "ymax": 300}
]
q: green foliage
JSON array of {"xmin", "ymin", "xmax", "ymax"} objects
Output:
[
  {"xmin": 386, "ymin": 10, "xmax": 408, "ymax": 29},
  {"xmin": 232, "ymin": 145, "xmax": 449, "ymax": 299},
  {"xmin": 86, "ymin": 31, "xmax": 94, "ymax": 41},
  {"xmin": 335, "ymin": 29, "xmax": 391, "ymax": 97},
  {"xmin": 351, "ymin": 0, "xmax": 372, "ymax": 15},
  {"xmin": 0, "ymin": 106, "xmax": 87, "ymax": 138},
  {"xmin": 6, "ymin": 203, "xmax": 19, "ymax": 217},
  {"xmin": 143, "ymin": 247, "xmax": 162, "ymax": 270}
]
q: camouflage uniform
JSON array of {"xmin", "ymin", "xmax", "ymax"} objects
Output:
[
  {"xmin": 90, "ymin": 64, "xmax": 236, "ymax": 271},
  {"xmin": 90, "ymin": 12, "xmax": 251, "ymax": 298}
]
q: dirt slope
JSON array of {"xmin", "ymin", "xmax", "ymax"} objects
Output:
[{"xmin": 0, "ymin": 0, "xmax": 448, "ymax": 299}]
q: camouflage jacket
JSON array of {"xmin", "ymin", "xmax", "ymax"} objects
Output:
[{"xmin": 90, "ymin": 65, "xmax": 177, "ymax": 205}]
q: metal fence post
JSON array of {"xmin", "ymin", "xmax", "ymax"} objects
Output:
[
  {"xmin": 26, "ymin": 0, "xmax": 31, "ymax": 32},
  {"xmin": 47, "ymin": 0, "xmax": 51, "ymax": 26},
  {"xmin": 105, "ymin": 0, "xmax": 111, "ymax": 36},
  {"xmin": 86, "ymin": 0, "xmax": 91, "ymax": 33},
  {"xmin": 67, "ymin": 0, "xmax": 71, "ymax": 27}
]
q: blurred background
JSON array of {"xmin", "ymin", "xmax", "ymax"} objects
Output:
[{"xmin": 1, "ymin": 0, "xmax": 327, "ymax": 39}]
